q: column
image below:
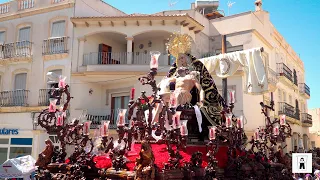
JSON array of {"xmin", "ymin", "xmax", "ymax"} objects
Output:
[
  {"xmin": 126, "ymin": 37, "xmax": 134, "ymax": 64},
  {"xmin": 78, "ymin": 37, "xmax": 86, "ymax": 67}
]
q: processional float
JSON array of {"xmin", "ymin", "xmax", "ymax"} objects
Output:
[{"xmin": 35, "ymin": 33, "xmax": 293, "ymax": 180}]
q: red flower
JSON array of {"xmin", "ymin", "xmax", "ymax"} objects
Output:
[
  {"xmin": 140, "ymin": 99, "xmax": 146, "ymax": 104},
  {"xmin": 65, "ymin": 159, "xmax": 70, "ymax": 164},
  {"xmin": 93, "ymin": 156, "xmax": 112, "ymax": 169}
]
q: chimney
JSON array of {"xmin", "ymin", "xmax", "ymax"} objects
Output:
[{"xmin": 255, "ymin": 0, "xmax": 262, "ymax": 11}]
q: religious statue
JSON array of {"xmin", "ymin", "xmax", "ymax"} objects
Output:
[
  {"xmin": 135, "ymin": 141, "xmax": 156, "ymax": 180},
  {"xmin": 169, "ymin": 66, "xmax": 203, "ymax": 106},
  {"xmin": 36, "ymin": 139, "xmax": 54, "ymax": 168}
]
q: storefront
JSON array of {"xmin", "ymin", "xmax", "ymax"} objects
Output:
[{"xmin": 0, "ymin": 113, "xmax": 49, "ymax": 164}]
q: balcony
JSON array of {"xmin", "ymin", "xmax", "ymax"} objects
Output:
[
  {"xmin": 38, "ymin": 88, "xmax": 67, "ymax": 106},
  {"xmin": 299, "ymin": 83, "xmax": 310, "ymax": 99},
  {"xmin": 85, "ymin": 109, "xmax": 128, "ymax": 129},
  {"xmin": 301, "ymin": 113, "xmax": 312, "ymax": 127},
  {"xmin": 0, "ymin": 41, "xmax": 32, "ymax": 65},
  {"xmin": 0, "ymin": 90, "xmax": 29, "ymax": 107},
  {"xmin": 42, "ymin": 36, "xmax": 69, "ymax": 56},
  {"xmin": 278, "ymin": 102, "xmax": 299, "ymax": 121},
  {"xmin": 83, "ymin": 52, "xmax": 171, "ymax": 66},
  {"xmin": 277, "ymin": 63, "xmax": 294, "ymax": 86},
  {"xmin": 18, "ymin": 0, "xmax": 34, "ymax": 10},
  {"xmin": 51, "ymin": 0, "xmax": 65, "ymax": 4},
  {"xmin": 0, "ymin": 2, "xmax": 10, "ymax": 14},
  {"xmin": 267, "ymin": 67, "xmax": 278, "ymax": 92}
]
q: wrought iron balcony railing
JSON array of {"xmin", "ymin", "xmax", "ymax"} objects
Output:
[
  {"xmin": 83, "ymin": 52, "xmax": 171, "ymax": 66},
  {"xmin": 0, "ymin": 2, "xmax": 9, "ymax": 14},
  {"xmin": 42, "ymin": 37, "xmax": 69, "ymax": 55},
  {"xmin": 51, "ymin": 0, "xmax": 65, "ymax": 4},
  {"xmin": 277, "ymin": 63, "xmax": 293, "ymax": 82},
  {"xmin": 267, "ymin": 67, "xmax": 278, "ymax": 85},
  {"xmin": 301, "ymin": 113, "xmax": 312, "ymax": 125},
  {"xmin": 18, "ymin": 0, "xmax": 34, "ymax": 10},
  {"xmin": 0, "ymin": 41, "xmax": 32, "ymax": 59},
  {"xmin": 299, "ymin": 83, "xmax": 310, "ymax": 97},
  {"xmin": 278, "ymin": 102, "xmax": 299, "ymax": 120},
  {"xmin": 0, "ymin": 90, "xmax": 29, "ymax": 107},
  {"xmin": 86, "ymin": 109, "xmax": 129, "ymax": 129},
  {"xmin": 38, "ymin": 88, "xmax": 66, "ymax": 106}
]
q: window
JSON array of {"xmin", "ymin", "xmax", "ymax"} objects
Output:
[
  {"xmin": 18, "ymin": 27, "xmax": 31, "ymax": 42},
  {"xmin": 0, "ymin": 31, "xmax": 5, "ymax": 43},
  {"xmin": 14, "ymin": 73, "xmax": 27, "ymax": 90},
  {"xmin": 0, "ymin": 138, "xmax": 33, "ymax": 163},
  {"xmin": 51, "ymin": 20, "xmax": 66, "ymax": 38}
]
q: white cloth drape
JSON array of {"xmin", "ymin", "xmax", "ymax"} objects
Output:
[
  {"xmin": 199, "ymin": 47, "xmax": 268, "ymax": 94},
  {"xmin": 51, "ymin": 21, "xmax": 66, "ymax": 38},
  {"xmin": 18, "ymin": 27, "xmax": 31, "ymax": 42}
]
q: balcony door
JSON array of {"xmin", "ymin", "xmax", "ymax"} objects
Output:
[
  {"xmin": 14, "ymin": 73, "xmax": 27, "ymax": 106},
  {"xmin": 18, "ymin": 27, "xmax": 31, "ymax": 56},
  {"xmin": 98, "ymin": 44, "xmax": 112, "ymax": 64},
  {"xmin": 0, "ymin": 31, "xmax": 4, "ymax": 59},
  {"xmin": 50, "ymin": 20, "xmax": 66, "ymax": 54}
]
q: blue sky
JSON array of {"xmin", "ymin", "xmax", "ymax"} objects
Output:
[
  {"xmin": 102, "ymin": 0, "xmax": 319, "ymax": 109},
  {"xmin": 0, "ymin": 0, "xmax": 318, "ymax": 108}
]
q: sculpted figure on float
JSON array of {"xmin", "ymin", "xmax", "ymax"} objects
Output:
[
  {"xmin": 158, "ymin": 53, "xmax": 203, "ymax": 106},
  {"xmin": 36, "ymin": 139, "xmax": 54, "ymax": 168}
]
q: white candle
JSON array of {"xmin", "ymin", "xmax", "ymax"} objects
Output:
[
  {"xmin": 49, "ymin": 98, "xmax": 58, "ymax": 113},
  {"xmin": 150, "ymin": 51, "xmax": 161, "ymax": 69},
  {"xmin": 58, "ymin": 75, "xmax": 66, "ymax": 89},
  {"xmin": 56, "ymin": 114, "xmax": 63, "ymax": 126},
  {"xmin": 225, "ymin": 114, "xmax": 233, "ymax": 128},
  {"xmin": 237, "ymin": 116, "xmax": 243, "ymax": 129},
  {"xmin": 273, "ymin": 126, "xmax": 279, "ymax": 136},
  {"xmin": 254, "ymin": 129, "xmax": 259, "ymax": 140},
  {"xmin": 180, "ymin": 120, "xmax": 188, "ymax": 136},
  {"xmin": 117, "ymin": 109, "xmax": 127, "ymax": 127},
  {"xmin": 83, "ymin": 121, "xmax": 91, "ymax": 135},
  {"xmin": 229, "ymin": 90, "xmax": 235, "ymax": 104},
  {"xmin": 280, "ymin": 115, "xmax": 286, "ymax": 126},
  {"xmin": 209, "ymin": 126, "xmax": 216, "ymax": 140}
]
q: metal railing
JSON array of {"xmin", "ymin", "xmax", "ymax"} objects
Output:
[
  {"xmin": 277, "ymin": 63, "xmax": 293, "ymax": 82},
  {"xmin": 83, "ymin": 52, "xmax": 170, "ymax": 66},
  {"xmin": 278, "ymin": 102, "xmax": 299, "ymax": 120},
  {"xmin": 38, "ymin": 88, "xmax": 66, "ymax": 106},
  {"xmin": 86, "ymin": 109, "xmax": 129, "ymax": 129},
  {"xmin": 51, "ymin": 0, "xmax": 65, "ymax": 4},
  {"xmin": 0, "ymin": 90, "xmax": 29, "ymax": 107},
  {"xmin": 42, "ymin": 37, "xmax": 68, "ymax": 55},
  {"xmin": 299, "ymin": 83, "xmax": 310, "ymax": 97},
  {"xmin": 301, "ymin": 113, "xmax": 312, "ymax": 124},
  {"xmin": 18, "ymin": 0, "xmax": 34, "ymax": 10},
  {"xmin": 267, "ymin": 67, "xmax": 278, "ymax": 85},
  {"xmin": 0, "ymin": 41, "xmax": 32, "ymax": 59},
  {"xmin": 0, "ymin": 2, "xmax": 9, "ymax": 14}
]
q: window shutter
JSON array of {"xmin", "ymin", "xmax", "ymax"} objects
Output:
[
  {"xmin": 18, "ymin": 27, "xmax": 31, "ymax": 42},
  {"xmin": 51, "ymin": 21, "xmax": 66, "ymax": 38},
  {"xmin": 0, "ymin": 31, "xmax": 5, "ymax": 43},
  {"xmin": 14, "ymin": 73, "xmax": 27, "ymax": 90}
]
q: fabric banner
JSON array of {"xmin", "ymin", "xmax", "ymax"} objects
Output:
[{"xmin": 199, "ymin": 47, "xmax": 268, "ymax": 95}]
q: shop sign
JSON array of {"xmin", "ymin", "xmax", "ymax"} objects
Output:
[{"xmin": 0, "ymin": 128, "xmax": 19, "ymax": 135}]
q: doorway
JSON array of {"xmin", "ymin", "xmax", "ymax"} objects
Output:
[{"xmin": 98, "ymin": 44, "xmax": 112, "ymax": 64}]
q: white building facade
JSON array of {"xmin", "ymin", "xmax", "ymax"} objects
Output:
[{"xmin": 0, "ymin": 0, "xmax": 125, "ymax": 163}]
